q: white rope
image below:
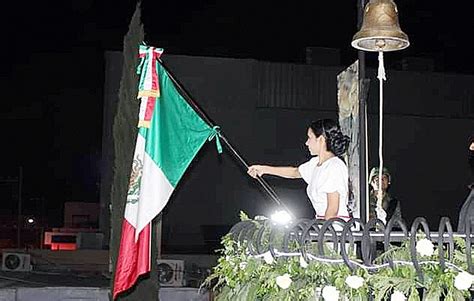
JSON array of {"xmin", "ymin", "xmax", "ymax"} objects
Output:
[
  {"xmin": 365, "ymin": 99, "xmax": 370, "ymax": 221},
  {"xmin": 376, "ymin": 51, "xmax": 387, "ymax": 223}
]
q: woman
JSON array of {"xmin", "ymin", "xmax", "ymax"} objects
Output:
[{"xmin": 248, "ymin": 119, "xmax": 350, "ymax": 220}]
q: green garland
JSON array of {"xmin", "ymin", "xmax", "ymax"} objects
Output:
[{"xmin": 203, "ymin": 213, "xmax": 474, "ymax": 301}]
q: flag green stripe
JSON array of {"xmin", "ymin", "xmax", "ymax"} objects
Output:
[{"xmin": 139, "ymin": 63, "xmax": 211, "ymax": 187}]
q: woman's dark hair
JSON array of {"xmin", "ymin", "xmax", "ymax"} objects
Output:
[{"xmin": 309, "ymin": 119, "xmax": 350, "ymax": 157}]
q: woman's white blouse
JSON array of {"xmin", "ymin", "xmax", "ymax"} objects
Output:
[{"xmin": 298, "ymin": 156, "xmax": 349, "ymax": 218}]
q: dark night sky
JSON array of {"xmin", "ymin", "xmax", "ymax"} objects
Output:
[{"xmin": 1, "ymin": 0, "xmax": 473, "ymax": 225}]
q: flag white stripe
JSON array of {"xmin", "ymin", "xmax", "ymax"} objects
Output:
[
  {"xmin": 136, "ymin": 151, "xmax": 174, "ymax": 237},
  {"xmin": 124, "ymin": 135, "xmax": 174, "ymax": 240},
  {"xmin": 124, "ymin": 134, "xmax": 146, "ymax": 225}
]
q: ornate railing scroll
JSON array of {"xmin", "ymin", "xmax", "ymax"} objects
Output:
[{"xmin": 227, "ymin": 216, "xmax": 474, "ymax": 283}]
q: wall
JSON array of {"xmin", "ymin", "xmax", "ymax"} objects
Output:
[{"xmin": 102, "ymin": 52, "xmax": 474, "ymax": 254}]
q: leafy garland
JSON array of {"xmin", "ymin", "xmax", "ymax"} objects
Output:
[{"xmin": 203, "ymin": 213, "xmax": 474, "ymax": 301}]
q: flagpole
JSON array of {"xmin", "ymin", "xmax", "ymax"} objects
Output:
[
  {"xmin": 218, "ymin": 135, "xmax": 283, "ymax": 206},
  {"xmin": 158, "ymin": 59, "xmax": 288, "ymax": 211}
]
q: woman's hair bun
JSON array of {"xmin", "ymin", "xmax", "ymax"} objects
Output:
[{"xmin": 310, "ymin": 119, "xmax": 350, "ymax": 157}]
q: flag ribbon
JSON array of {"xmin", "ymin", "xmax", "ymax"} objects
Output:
[
  {"xmin": 208, "ymin": 126, "xmax": 223, "ymax": 154},
  {"xmin": 136, "ymin": 45, "xmax": 164, "ymax": 128},
  {"xmin": 137, "ymin": 45, "xmax": 163, "ymax": 97}
]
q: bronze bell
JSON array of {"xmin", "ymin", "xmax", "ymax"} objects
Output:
[{"xmin": 352, "ymin": 0, "xmax": 409, "ymax": 52}]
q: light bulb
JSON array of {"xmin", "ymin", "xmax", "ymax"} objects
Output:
[{"xmin": 271, "ymin": 210, "xmax": 292, "ymax": 225}]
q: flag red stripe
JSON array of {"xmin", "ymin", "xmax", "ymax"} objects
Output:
[{"xmin": 113, "ymin": 220, "xmax": 151, "ymax": 299}]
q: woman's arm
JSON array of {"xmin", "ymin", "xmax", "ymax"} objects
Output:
[
  {"xmin": 247, "ymin": 165, "xmax": 301, "ymax": 179},
  {"xmin": 325, "ymin": 192, "xmax": 340, "ymax": 220}
]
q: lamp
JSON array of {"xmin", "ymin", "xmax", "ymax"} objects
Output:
[
  {"xmin": 271, "ymin": 210, "xmax": 292, "ymax": 225},
  {"xmin": 352, "ymin": 0, "xmax": 409, "ymax": 220}
]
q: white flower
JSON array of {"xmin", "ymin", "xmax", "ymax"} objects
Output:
[
  {"xmin": 276, "ymin": 273, "xmax": 292, "ymax": 289},
  {"xmin": 322, "ymin": 285, "xmax": 340, "ymax": 301},
  {"xmin": 390, "ymin": 290, "xmax": 406, "ymax": 301},
  {"xmin": 314, "ymin": 287, "xmax": 322, "ymax": 296},
  {"xmin": 225, "ymin": 256, "xmax": 234, "ymax": 266},
  {"xmin": 345, "ymin": 275, "xmax": 364, "ymax": 289},
  {"xmin": 454, "ymin": 271, "xmax": 474, "ymax": 291},
  {"xmin": 299, "ymin": 256, "xmax": 308, "ymax": 268},
  {"xmin": 262, "ymin": 251, "xmax": 274, "ymax": 264},
  {"xmin": 239, "ymin": 262, "xmax": 247, "ymax": 270},
  {"xmin": 416, "ymin": 238, "xmax": 434, "ymax": 257}
]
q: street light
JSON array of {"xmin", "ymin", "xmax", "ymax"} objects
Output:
[{"xmin": 26, "ymin": 217, "xmax": 36, "ymax": 226}]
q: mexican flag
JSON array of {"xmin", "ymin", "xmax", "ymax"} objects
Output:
[{"xmin": 113, "ymin": 48, "xmax": 219, "ymax": 299}]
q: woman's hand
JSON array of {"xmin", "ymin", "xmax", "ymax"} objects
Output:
[{"xmin": 247, "ymin": 165, "xmax": 267, "ymax": 178}]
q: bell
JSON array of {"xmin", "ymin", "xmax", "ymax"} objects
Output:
[{"xmin": 352, "ymin": 0, "xmax": 409, "ymax": 52}]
